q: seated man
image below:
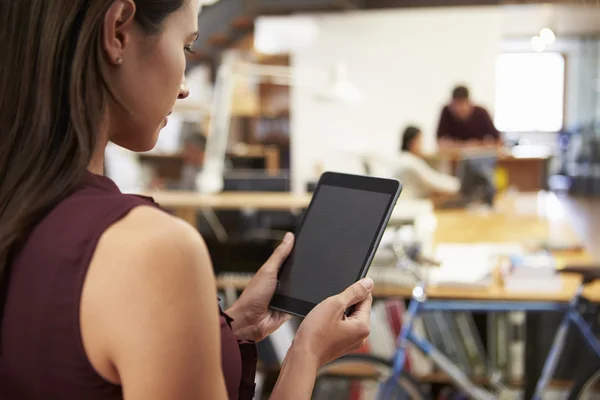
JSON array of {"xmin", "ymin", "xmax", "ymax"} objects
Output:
[
  {"xmin": 437, "ymin": 85, "xmax": 501, "ymax": 146},
  {"xmin": 390, "ymin": 126, "xmax": 460, "ymax": 199}
]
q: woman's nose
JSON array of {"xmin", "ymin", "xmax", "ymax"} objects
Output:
[{"xmin": 178, "ymin": 82, "xmax": 190, "ymax": 100}]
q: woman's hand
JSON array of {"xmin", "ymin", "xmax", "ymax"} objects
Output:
[
  {"xmin": 226, "ymin": 233, "xmax": 294, "ymax": 342},
  {"xmin": 293, "ymin": 278, "xmax": 374, "ymax": 367}
]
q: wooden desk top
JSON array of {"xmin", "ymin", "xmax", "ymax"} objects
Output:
[
  {"xmin": 150, "ymin": 190, "xmax": 586, "ymax": 247},
  {"xmin": 426, "ymin": 145, "xmax": 551, "ymax": 162},
  {"xmin": 146, "ymin": 190, "xmax": 312, "ymax": 210},
  {"xmin": 435, "ymin": 192, "xmax": 584, "ymax": 247},
  {"xmin": 151, "ymin": 190, "xmax": 586, "ymax": 249}
]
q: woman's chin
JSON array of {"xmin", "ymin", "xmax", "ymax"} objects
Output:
[{"xmin": 112, "ymin": 134, "xmax": 159, "ymax": 153}]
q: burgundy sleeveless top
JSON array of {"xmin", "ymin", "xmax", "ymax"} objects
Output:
[{"xmin": 0, "ymin": 172, "xmax": 257, "ymax": 400}]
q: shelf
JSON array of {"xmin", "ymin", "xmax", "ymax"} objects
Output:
[{"xmin": 172, "ymin": 100, "xmax": 210, "ymax": 113}]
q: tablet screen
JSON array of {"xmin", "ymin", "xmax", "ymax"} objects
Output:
[{"xmin": 277, "ymin": 184, "xmax": 392, "ymax": 306}]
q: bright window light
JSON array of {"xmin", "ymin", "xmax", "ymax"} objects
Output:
[{"xmin": 495, "ymin": 53, "xmax": 565, "ymax": 132}]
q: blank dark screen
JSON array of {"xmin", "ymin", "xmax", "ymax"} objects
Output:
[{"xmin": 278, "ymin": 185, "xmax": 391, "ymax": 304}]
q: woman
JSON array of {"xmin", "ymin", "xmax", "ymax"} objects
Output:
[
  {"xmin": 0, "ymin": 1, "xmax": 373, "ymax": 399},
  {"xmin": 394, "ymin": 126, "xmax": 460, "ymax": 199}
]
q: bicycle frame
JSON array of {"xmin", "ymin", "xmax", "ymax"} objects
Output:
[{"xmin": 386, "ymin": 283, "xmax": 600, "ymax": 400}]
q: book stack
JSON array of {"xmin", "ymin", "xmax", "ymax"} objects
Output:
[
  {"xmin": 428, "ymin": 244, "xmax": 522, "ymax": 289},
  {"xmin": 421, "ymin": 311, "xmax": 487, "ymax": 378},
  {"xmin": 503, "ymin": 252, "xmax": 561, "ymax": 292}
]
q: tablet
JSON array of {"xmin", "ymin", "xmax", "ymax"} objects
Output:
[{"xmin": 270, "ymin": 172, "xmax": 402, "ymax": 317}]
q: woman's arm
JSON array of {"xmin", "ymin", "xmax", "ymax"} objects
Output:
[
  {"xmin": 411, "ymin": 157, "xmax": 461, "ymax": 195},
  {"xmin": 81, "ymin": 206, "xmax": 228, "ymax": 400},
  {"xmin": 393, "ymin": 154, "xmax": 460, "ymax": 195},
  {"xmin": 270, "ymin": 343, "xmax": 320, "ymax": 399},
  {"xmin": 270, "ymin": 281, "xmax": 373, "ymax": 399}
]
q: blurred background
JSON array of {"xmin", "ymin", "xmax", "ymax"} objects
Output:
[
  {"xmin": 107, "ymin": 0, "xmax": 600, "ymax": 201},
  {"xmin": 105, "ymin": 0, "xmax": 600, "ymax": 399}
]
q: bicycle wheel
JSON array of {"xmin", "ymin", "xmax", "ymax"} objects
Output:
[
  {"xmin": 568, "ymin": 366, "xmax": 600, "ymax": 400},
  {"xmin": 316, "ymin": 354, "xmax": 430, "ymax": 400}
]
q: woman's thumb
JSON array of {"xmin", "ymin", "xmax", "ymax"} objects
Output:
[
  {"xmin": 264, "ymin": 232, "xmax": 294, "ymax": 272},
  {"xmin": 339, "ymin": 278, "xmax": 374, "ymax": 307}
]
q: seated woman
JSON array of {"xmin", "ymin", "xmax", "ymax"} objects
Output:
[{"xmin": 392, "ymin": 126, "xmax": 460, "ymax": 199}]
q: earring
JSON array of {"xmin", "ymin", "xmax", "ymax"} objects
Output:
[{"xmin": 115, "ymin": 57, "xmax": 123, "ymax": 65}]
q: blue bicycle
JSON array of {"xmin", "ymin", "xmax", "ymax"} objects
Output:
[{"xmin": 317, "ymin": 250, "xmax": 600, "ymax": 399}]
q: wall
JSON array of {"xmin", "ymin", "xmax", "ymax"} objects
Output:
[{"xmin": 290, "ymin": 7, "xmax": 503, "ymax": 193}]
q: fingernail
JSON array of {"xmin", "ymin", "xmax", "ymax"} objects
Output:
[
  {"xmin": 360, "ymin": 278, "xmax": 374, "ymax": 290},
  {"xmin": 283, "ymin": 232, "xmax": 293, "ymax": 244}
]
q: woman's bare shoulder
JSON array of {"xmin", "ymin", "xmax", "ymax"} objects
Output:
[
  {"xmin": 97, "ymin": 205, "xmax": 209, "ymax": 265},
  {"xmin": 81, "ymin": 205, "xmax": 223, "ymax": 396},
  {"xmin": 86, "ymin": 204, "xmax": 214, "ymax": 300}
]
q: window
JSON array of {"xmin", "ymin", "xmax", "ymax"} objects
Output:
[{"xmin": 494, "ymin": 52, "xmax": 565, "ymax": 132}]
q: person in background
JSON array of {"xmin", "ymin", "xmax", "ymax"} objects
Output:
[
  {"xmin": 393, "ymin": 126, "xmax": 460, "ymax": 199},
  {"xmin": 0, "ymin": 1, "xmax": 373, "ymax": 399},
  {"xmin": 436, "ymin": 85, "xmax": 501, "ymax": 146}
]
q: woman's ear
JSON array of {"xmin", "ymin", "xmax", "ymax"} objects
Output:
[{"xmin": 102, "ymin": 0, "xmax": 137, "ymax": 66}]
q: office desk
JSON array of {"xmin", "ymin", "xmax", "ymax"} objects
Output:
[
  {"xmin": 428, "ymin": 146, "xmax": 551, "ymax": 192},
  {"xmin": 147, "ymin": 188, "xmax": 595, "ymax": 300},
  {"xmin": 215, "ymin": 192, "xmax": 597, "ymax": 302},
  {"xmin": 148, "ymin": 192, "xmax": 435, "ymax": 227},
  {"xmin": 209, "ymin": 191, "xmax": 595, "ymax": 395}
]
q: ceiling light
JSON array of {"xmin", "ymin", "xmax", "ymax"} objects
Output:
[
  {"xmin": 531, "ymin": 36, "xmax": 545, "ymax": 53},
  {"xmin": 315, "ymin": 63, "xmax": 362, "ymax": 104},
  {"xmin": 540, "ymin": 28, "xmax": 556, "ymax": 45}
]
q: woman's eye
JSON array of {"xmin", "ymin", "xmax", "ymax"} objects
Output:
[{"xmin": 185, "ymin": 46, "xmax": 196, "ymax": 55}]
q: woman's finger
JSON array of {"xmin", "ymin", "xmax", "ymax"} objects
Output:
[
  {"xmin": 348, "ymin": 293, "xmax": 373, "ymax": 322},
  {"xmin": 261, "ymin": 232, "xmax": 294, "ymax": 274}
]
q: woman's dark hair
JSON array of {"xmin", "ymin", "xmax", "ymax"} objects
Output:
[
  {"xmin": 0, "ymin": 0, "xmax": 187, "ymax": 334},
  {"xmin": 401, "ymin": 126, "xmax": 422, "ymax": 152}
]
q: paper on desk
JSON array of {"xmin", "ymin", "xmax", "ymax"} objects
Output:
[
  {"xmin": 389, "ymin": 199, "xmax": 434, "ymax": 224},
  {"xmin": 372, "ymin": 223, "xmax": 436, "ymax": 267},
  {"xmin": 428, "ymin": 243, "xmax": 523, "ymax": 288},
  {"xmin": 378, "ymin": 227, "xmax": 398, "ymax": 249}
]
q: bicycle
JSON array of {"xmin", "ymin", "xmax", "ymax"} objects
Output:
[{"xmin": 316, "ymin": 244, "xmax": 600, "ymax": 399}]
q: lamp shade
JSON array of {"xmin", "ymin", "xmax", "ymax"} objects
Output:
[{"xmin": 315, "ymin": 63, "xmax": 362, "ymax": 103}]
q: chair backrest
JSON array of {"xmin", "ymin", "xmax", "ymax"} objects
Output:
[{"xmin": 456, "ymin": 152, "xmax": 498, "ymax": 205}]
